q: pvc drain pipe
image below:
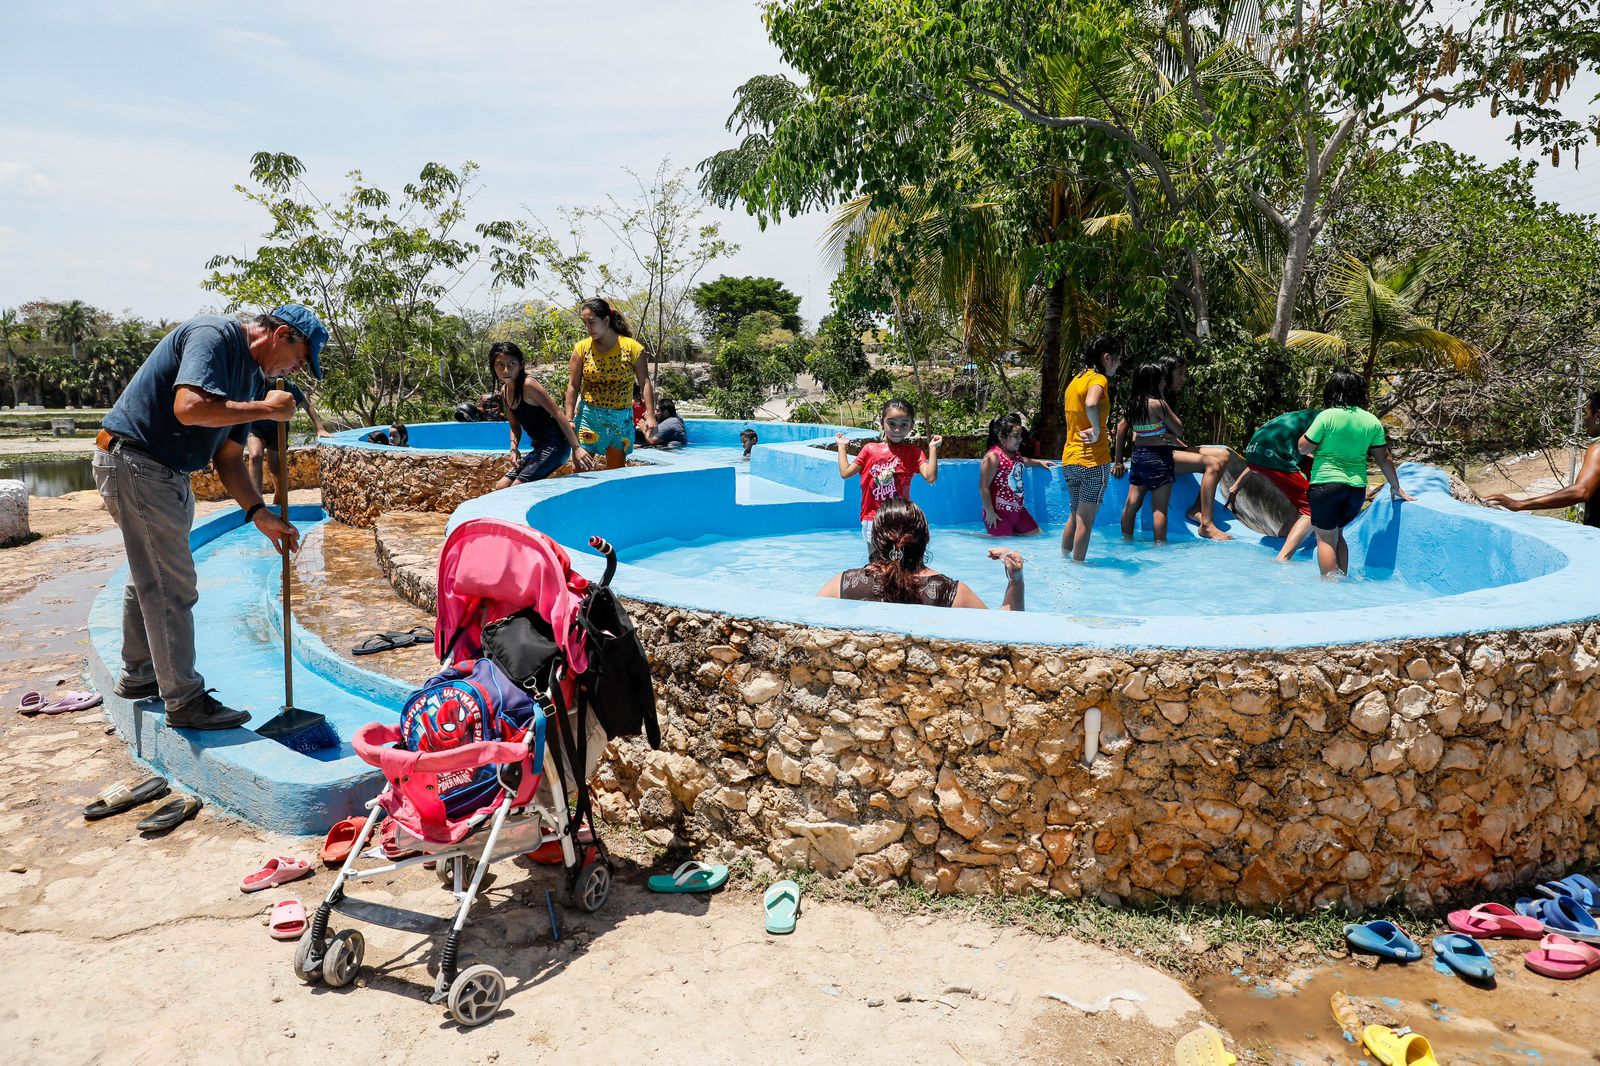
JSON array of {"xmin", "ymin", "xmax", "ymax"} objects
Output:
[{"xmin": 1081, "ymin": 707, "xmax": 1101, "ymax": 768}]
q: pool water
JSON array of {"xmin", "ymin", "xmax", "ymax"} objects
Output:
[{"xmin": 627, "ymin": 526, "xmax": 1436, "ymax": 617}]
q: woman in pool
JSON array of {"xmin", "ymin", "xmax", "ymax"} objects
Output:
[
  {"xmin": 980, "ymin": 412, "xmax": 1054, "ymax": 536},
  {"xmin": 1298, "ymin": 369, "xmax": 1415, "ymax": 579},
  {"xmin": 1059, "ymin": 334, "xmax": 1122, "ymax": 560},
  {"xmin": 817, "ymin": 498, "xmax": 1024, "ymax": 610},
  {"xmin": 490, "ymin": 341, "xmax": 594, "ymax": 492},
  {"xmin": 836, "ymin": 398, "xmax": 941, "ymax": 539},
  {"xmin": 565, "ymin": 297, "xmax": 654, "ymax": 470},
  {"xmin": 1157, "ymin": 353, "xmax": 1233, "ymax": 541},
  {"xmin": 1114, "ymin": 362, "xmax": 1184, "ymax": 543}
]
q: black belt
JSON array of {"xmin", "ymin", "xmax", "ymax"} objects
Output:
[{"xmin": 102, "ymin": 432, "xmax": 171, "ymax": 469}]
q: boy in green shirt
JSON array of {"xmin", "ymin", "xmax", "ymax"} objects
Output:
[{"xmin": 1299, "ymin": 370, "xmax": 1414, "ymax": 579}]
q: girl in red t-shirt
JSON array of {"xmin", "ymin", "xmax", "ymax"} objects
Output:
[{"xmin": 836, "ymin": 398, "xmax": 941, "ymax": 540}]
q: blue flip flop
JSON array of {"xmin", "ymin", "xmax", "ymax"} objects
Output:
[
  {"xmin": 1432, "ymin": 934, "xmax": 1494, "ymax": 981},
  {"xmin": 1516, "ymin": 896, "xmax": 1600, "ymax": 944},
  {"xmin": 1536, "ymin": 875, "xmax": 1600, "ymax": 912},
  {"xmin": 1344, "ymin": 920, "xmax": 1422, "ymax": 961},
  {"xmin": 764, "ymin": 879, "xmax": 801, "ymax": 935}
]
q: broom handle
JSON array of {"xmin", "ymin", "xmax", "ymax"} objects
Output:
[{"xmin": 276, "ymin": 376, "xmax": 293, "ymax": 709}]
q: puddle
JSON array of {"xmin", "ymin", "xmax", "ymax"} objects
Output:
[{"xmin": 1198, "ymin": 947, "xmax": 1600, "ymax": 1064}]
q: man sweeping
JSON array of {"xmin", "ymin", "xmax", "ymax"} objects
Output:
[{"xmin": 94, "ymin": 304, "xmax": 328, "ymax": 730}]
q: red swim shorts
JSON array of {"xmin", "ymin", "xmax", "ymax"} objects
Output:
[{"xmin": 1251, "ymin": 463, "xmax": 1311, "ymax": 516}]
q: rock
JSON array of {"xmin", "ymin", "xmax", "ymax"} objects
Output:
[
  {"xmin": 766, "ymin": 749, "xmax": 803, "ymax": 785},
  {"xmin": 1407, "ymin": 733, "xmax": 1444, "ymax": 773},
  {"xmin": 1195, "ymin": 798, "xmax": 1244, "ymax": 834},
  {"xmin": 1321, "ymin": 739, "xmax": 1367, "ymax": 773},
  {"xmin": 0, "ymin": 480, "xmax": 28, "ymax": 545},
  {"xmin": 935, "ymin": 768, "xmax": 988, "ymax": 840},
  {"xmin": 1370, "ymin": 740, "xmax": 1407, "ymax": 774},
  {"xmin": 742, "ymin": 675, "xmax": 784, "ymax": 705},
  {"xmin": 1404, "ymin": 658, "xmax": 1433, "ymax": 681},
  {"xmin": 1394, "ymin": 685, "xmax": 1431, "ymax": 721},
  {"xmin": 1350, "ymin": 691, "xmax": 1392, "ymax": 734}
]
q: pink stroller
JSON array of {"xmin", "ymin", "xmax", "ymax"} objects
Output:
[{"xmin": 292, "ymin": 520, "xmax": 619, "ymax": 1028}]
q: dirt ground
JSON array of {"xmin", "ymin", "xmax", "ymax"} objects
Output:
[{"xmin": 0, "ymin": 491, "xmax": 1210, "ymax": 1065}]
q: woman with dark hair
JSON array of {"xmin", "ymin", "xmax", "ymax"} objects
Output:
[
  {"xmin": 1157, "ymin": 353, "xmax": 1234, "ymax": 541},
  {"xmin": 1113, "ymin": 362, "xmax": 1186, "ymax": 543},
  {"xmin": 1298, "ymin": 369, "xmax": 1414, "ymax": 578},
  {"xmin": 565, "ymin": 297, "xmax": 654, "ymax": 470},
  {"xmin": 490, "ymin": 341, "xmax": 594, "ymax": 492},
  {"xmin": 817, "ymin": 499, "xmax": 1024, "ymax": 610},
  {"xmin": 1060, "ymin": 334, "xmax": 1122, "ymax": 560},
  {"xmin": 979, "ymin": 412, "xmax": 1053, "ymax": 536}
]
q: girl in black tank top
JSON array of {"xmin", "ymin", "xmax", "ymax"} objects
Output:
[{"xmin": 486, "ymin": 342, "xmax": 595, "ymax": 492}]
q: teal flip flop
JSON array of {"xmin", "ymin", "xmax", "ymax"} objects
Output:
[
  {"xmin": 647, "ymin": 860, "xmax": 729, "ymax": 894},
  {"xmin": 764, "ymin": 879, "xmax": 801, "ymax": 935}
]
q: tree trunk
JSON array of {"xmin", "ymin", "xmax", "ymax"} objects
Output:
[{"xmin": 1033, "ymin": 274, "xmax": 1069, "ymax": 458}]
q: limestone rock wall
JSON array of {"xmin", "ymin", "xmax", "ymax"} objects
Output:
[
  {"xmin": 190, "ymin": 446, "xmax": 322, "ymax": 501},
  {"xmin": 593, "ymin": 606, "xmax": 1600, "ymax": 911},
  {"xmin": 319, "ymin": 445, "xmax": 509, "ymax": 528}
]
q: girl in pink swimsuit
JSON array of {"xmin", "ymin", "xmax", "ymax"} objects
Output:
[{"xmin": 979, "ymin": 413, "xmax": 1055, "ymax": 536}]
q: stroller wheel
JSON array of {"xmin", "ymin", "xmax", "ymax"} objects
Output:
[
  {"xmin": 321, "ymin": 929, "xmax": 365, "ymax": 989},
  {"xmin": 292, "ymin": 929, "xmax": 323, "ymax": 984},
  {"xmin": 562, "ymin": 860, "xmax": 611, "ymax": 913},
  {"xmin": 447, "ymin": 964, "xmax": 505, "ymax": 1028},
  {"xmin": 435, "ymin": 856, "xmax": 477, "ymax": 888}
]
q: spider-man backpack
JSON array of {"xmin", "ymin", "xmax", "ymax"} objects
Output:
[{"xmin": 398, "ymin": 659, "xmax": 539, "ymax": 819}]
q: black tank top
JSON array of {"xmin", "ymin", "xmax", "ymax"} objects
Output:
[
  {"xmin": 839, "ymin": 566, "xmax": 959, "ymax": 608},
  {"xmin": 510, "ymin": 386, "xmax": 562, "ymax": 445},
  {"xmin": 1587, "ymin": 482, "xmax": 1599, "ymax": 529}
]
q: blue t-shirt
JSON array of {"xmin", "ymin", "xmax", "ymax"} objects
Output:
[
  {"xmin": 249, "ymin": 379, "xmax": 306, "ymax": 443},
  {"xmin": 103, "ymin": 315, "xmax": 264, "ymax": 472},
  {"xmin": 652, "ymin": 416, "xmax": 688, "ymax": 448}
]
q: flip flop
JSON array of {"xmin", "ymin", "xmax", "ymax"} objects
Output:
[
  {"xmin": 1344, "ymin": 920, "xmax": 1422, "ymax": 961},
  {"xmin": 38, "ymin": 690, "xmax": 103, "ymax": 714},
  {"xmin": 1174, "ymin": 1027, "xmax": 1237, "ymax": 1066},
  {"xmin": 1432, "ymin": 933, "xmax": 1495, "ymax": 981},
  {"xmin": 270, "ymin": 899, "xmax": 306, "ymax": 941},
  {"xmin": 1537, "ymin": 875, "xmax": 1600, "ymax": 912},
  {"xmin": 83, "ymin": 775, "xmax": 170, "ymax": 820},
  {"xmin": 17, "ymin": 691, "xmax": 46, "ymax": 715},
  {"xmin": 1516, "ymin": 896, "xmax": 1600, "ymax": 943},
  {"xmin": 319, "ymin": 817, "xmax": 364, "ymax": 866},
  {"xmin": 240, "ymin": 855, "xmax": 313, "ymax": 893},
  {"xmin": 1524, "ymin": 933, "xmax": 1600, "ymax": 979},
  {"xmin": 1362, "ymin": 1025, "xmax": 1438, "ymax": 1066},
  {"xmin": 1446, "ymin": 902, "xmax": 1544, "ymax": 939},
  {"xmin": 136, "ymin": 795, "xmax": 202, "ymax": 834},
  {"xmin": 646, "ymin": 860, "xmax": 729, "ymax": 894},
  {"xmin": 351, "ymin": 627, "xmax": 434, "ymax": 656},
  {"xmin": 764, "ymin": 879, "xmax": 801, "ymax": 935}
]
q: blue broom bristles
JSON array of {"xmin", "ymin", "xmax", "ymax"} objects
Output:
[{"xmin": 259, "ymin": 706, "xmax": 340, "ymax": 754}]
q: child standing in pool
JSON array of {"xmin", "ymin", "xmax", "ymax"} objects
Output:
[
  {"xmin": 1113, "ymin": 362, "xmax": 1185, "ymax": 543},
  {"xmin": 980, "ymin": 412, "xmax": 1054, "ymax": 536},
  {"xmin": 837, "ymin": 398, "xmax": 941, "ymax": 540}
]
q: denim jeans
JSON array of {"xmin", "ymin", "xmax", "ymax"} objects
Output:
[{"xmin": 92, "ymin": 447, "xmax": 206, "ymax": 710}]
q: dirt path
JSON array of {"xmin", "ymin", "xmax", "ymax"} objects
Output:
[{"xmin": 0, "ymin": 498, "xmax": 1209, "ymax": 1065}]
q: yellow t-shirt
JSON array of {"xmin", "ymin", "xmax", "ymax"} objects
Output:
[
  {"xmin": 575, "ymin": 336, "xmax": 644, "ymax": 410},
  {"xmin": 1061, "ymin": 368, "xmax": 1112, "ymax": 466}
]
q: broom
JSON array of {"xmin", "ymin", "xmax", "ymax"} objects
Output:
[{"xmin": 256, "ymin": 376, "xmax": 340, "ymax": 754}]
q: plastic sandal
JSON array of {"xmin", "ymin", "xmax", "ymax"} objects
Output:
[
  {"xmin": 1432, "ymin": 933, "xmax": 1495, "ymax": 981},
  {"xmin": 1446, "ymin": 902, "xmax": 1544, "ymax": 939},
  {"xmin": 646, "ymin": 860, "xmax": 729, "ymax": 894},
  {"xmin": 240, "ymin": 855, "xmax": 313, "ymax": 893},
  {"xmin": 1516, "ymin": 896, "xmax": 1600, "ymax": 943},
  {"xmin": 319, "ymin": 817, "xmax": 364, "ymax": 866},
  {"xmin": 38, "ymin": 690, "xmax": 103, "ymax": 714},
  {"xmin": 270, "ymin": 899, "xmax": 307, "ymax": 941},
  {"xmin": 83, "ymin": 776, "xmax": 170, "ymax": 820},
  {"xmin": 1174, "ymin": 1027, "xmax": 1237, "ymax": 1066},
  {"xmin": 764, "ymin": 879, "xmax": 801, "ymax": 935},
  {"xmin": 1524, "ymin": 933, "xmax": 1600, "ymax": 979},
  {"xmin": 137, "ymin": 795, "xmax": 202, "ymax": 834},
  {"xmin": 1362, "ymin": 1025, "xmax": 1438, "ymax": 1066},
  {"xmin": 17, "ymin": 691, "xmax": 45, "ymax": 715},
  {"xmin": 1343, "ymin": 920, "xmax": 1422, "ymax": 961},
  {"xmin": 1537, "ymin": 875, "xmax": 1600, "ymax": 912}
]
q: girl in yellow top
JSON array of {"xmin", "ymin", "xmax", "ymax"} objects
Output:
[
  {"xmin": 565, "ymin": 297, "xmax": 655, "ymax": 470},
  {"xmin": 1059, "ymin": 335, "xmax": 1123, "ymax": 562}
]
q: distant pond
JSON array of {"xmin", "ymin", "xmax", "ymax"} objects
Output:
[{"xmin": 0, "ymin": 456, "xmax": 95, "ymax": 497}]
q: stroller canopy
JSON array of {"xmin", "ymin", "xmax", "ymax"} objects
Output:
[{"xmin": 435, "ymin": 518, "xmax": 590, "ymax": 672}]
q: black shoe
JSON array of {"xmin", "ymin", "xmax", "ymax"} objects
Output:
[
  {"xmin": 113, "ymin": 678, "xmax": 160, "ymax": 701},
  {"xmin": 165, "ymin": 690, "xmax": 250, "ymax": 731}
]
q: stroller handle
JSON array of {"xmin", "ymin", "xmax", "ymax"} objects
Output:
[{"xmin": 588, "ymin": 535, "xmax": 617, "ymax": 587}]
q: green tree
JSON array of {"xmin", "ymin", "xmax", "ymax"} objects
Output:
[
  {"xmin": 691, "ymin": 275, "xmax": 802, "ymax": 338},
  {"xmin": 0, "ymin": 308, "xmax": 31, "ymax": 406},
  {"xmin": 204, "ymin": 153, "xmax": 536, "ymax": 426},
  {"xmin": 46, "ymin": 299, "xmax": 97, "ymax": 361}
]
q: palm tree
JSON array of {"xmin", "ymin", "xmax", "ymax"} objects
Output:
[
  {"xmin": 0, "ymin": 308, "xmax": 23, "ymax": 407},
  {"xmin": 46, "ymin": 300, "xmax": 99, "ymax": 407},
  {"xmin": 1284, "ymin": 251, "xmax": 1482, "ymax": 386}
]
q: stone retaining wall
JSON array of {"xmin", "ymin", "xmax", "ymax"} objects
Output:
[
  {"xmin": 592, "ymin": 606, "xmax": 1600, "ymax": 911},
  {"xmin": 190, "ymin": 446, "xmax": 322, "ymax": 501},
  {"xmin": 320, "ymin": 444, "xmax": 511, "ymax": 528}
]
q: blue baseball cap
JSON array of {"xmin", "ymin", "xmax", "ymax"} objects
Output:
[{"xmin": 271, "ymin": 303, "xmax": 329, "ymax": 379}]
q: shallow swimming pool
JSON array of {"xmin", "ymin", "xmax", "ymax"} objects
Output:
[{"xmin": 628, "ymin": 526, "xmax": 1434, "ymax": 617}]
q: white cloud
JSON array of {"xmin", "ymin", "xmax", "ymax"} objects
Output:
[
  {"xmin": 0, "ymin": 161, "xmax": 53, "ymax": 197},
  {"xmin": 219, "ymin": 28, "xmax": 290, "ymax": 47}
]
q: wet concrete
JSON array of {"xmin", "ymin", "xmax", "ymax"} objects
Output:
[{"xmin": 1200, "ymin": 940, "xmax": 1600, "ymax": 1064}]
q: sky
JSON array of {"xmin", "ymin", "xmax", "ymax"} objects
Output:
[{"xmin": 1, "ymin": 1, "xmax": 1596, "ymax": 332}]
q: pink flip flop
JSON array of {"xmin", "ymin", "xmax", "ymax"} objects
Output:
[
  {"xmin": 1447, "ymin": 902, "xmax": 1545, "ymax": 939},
  {"xmin": 17, "ymin": 691, "xmax": 46, "ymax": 715},
  {"xmin": 270, "ymin": 899, "xmax": 306, "ymax": 940},
  {"xmin": 240, "ymin": 855, "xmax": 313, "ymax": 893},
  {"xmin": 38, "ymin": 690, "xmax": 103, "ymax": 715},
  {"xmin": 1525, "ymin": 933, "xmax": 1600, "ymax": 979}
]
